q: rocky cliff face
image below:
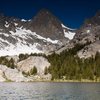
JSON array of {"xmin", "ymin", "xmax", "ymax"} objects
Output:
[
  {"xmin": 28, "ymin": 9, "xmax": 64, "ymax": 40},
  {"xmin": 77, "ymin": 40, "xmax": 100, "ymax": 58},
  {"xmin": 17, "ymin": 56, "xmax": 50, "ymax": 75},
  {"xmin": 0, "ymin": 65, "xmax": 30, "ymax": 82},
  {"xmin": 74, "ymin": 11, "xmax": 100, "ymax": 43},
  {"xmin": 72, "ymin": 11, "xmax": 100, "ymax": 58}
]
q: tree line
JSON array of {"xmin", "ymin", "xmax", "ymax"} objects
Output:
[
  {"xmin": 46, "ymin": 44, "xmax": 100, "ymax": 81},
  {"xmin": 0, "ymin": 42, "xmax": 100, "ymax": 81}
]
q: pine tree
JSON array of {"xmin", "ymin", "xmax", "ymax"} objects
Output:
[
  {"xmin": 30, "ymin": 66, "xmax": 37, "ymax": 75},
  {"xmin": 44, "ymin": 67, "xmax": 48, "ymax": 75}
]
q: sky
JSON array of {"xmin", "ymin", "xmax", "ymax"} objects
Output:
[{"xmin": 0, "ymin": 0, "xmax": 99, "ymax": 28}]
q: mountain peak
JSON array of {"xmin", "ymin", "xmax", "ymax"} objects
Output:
[
  {"xmin": 88, "ymin": 10, "xmax": 100, "ymax": 25},
  {"xmin": 38, "ymin": 8, "xmax": 51, "ymax": 14},
  {"xmin": 33, "ymin": 8, "xmax": 56, "ymax": 20},
  {"xmin": 29, "ymin": 9, "xmax": 64, "ymax": 39}
]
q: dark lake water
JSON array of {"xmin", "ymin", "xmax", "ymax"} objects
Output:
[{"xmin": 0, "ymin": 82, "xmax": 100, "ymax": 100}]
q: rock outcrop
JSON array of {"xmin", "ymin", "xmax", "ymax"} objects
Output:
[
  {"xmin": 17, "ymin": 56, "xmax": 50, "ymax": 75},
  {"xmin": 72, "ymin": 11, "xmax": 100, "ymax": 58},
  {"xmin": 29, "ymin": 9, "xmax": 64, "ymax": 40},
  {"xmin": 0, "ymin": 63, "xmax": 51, "ymax": 82},
  {"xmin": 0, "ymin": 65, "xmax": 32, "ymax": 82},
  {"xmin": 77, "ymin": 40, "xmax": 100, "ymax": 58}
]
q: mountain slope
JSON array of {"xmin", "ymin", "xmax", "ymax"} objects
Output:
[
  {"xmin": 73, "ymin": 11, "xmax": 100, "ymax": 58},
  {"xmin": 0, "ymin": 9, "xmax": 76, "ymax": 56}
]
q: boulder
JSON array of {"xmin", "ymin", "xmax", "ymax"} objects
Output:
[{"xmin": 0, "ymin": 65, "xmax": 32, "ymax": 82}]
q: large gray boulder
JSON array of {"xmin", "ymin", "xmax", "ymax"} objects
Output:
[
  {"xmin": 0, "ymin": 65, "xmax": 32, "ymax": 82},
  {"xmin": 17, "ymin": 56, "xmax": 50, "ymax": 75}
]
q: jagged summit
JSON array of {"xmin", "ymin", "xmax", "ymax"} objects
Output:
[
  {"xmin": 29, "ymin": 9, "xmax": 64, "ymax": 39},
  {"xmin": 91, "ymin": 10, "xmax": 100, "ymax": 25},
  {"xmin": 36, "ymin": 8, "xmax": 53, "ymax": 15},
  {"xmin": 82, "ymin": 10, "xmax": 100, "ymax": 26},
  {"xmin": 33, "ymin": 9, "xmax": 58, "ymax": 20},
  {"xmin": 73, "ymin": 10, "xmax": 100, "ymax": 58}
]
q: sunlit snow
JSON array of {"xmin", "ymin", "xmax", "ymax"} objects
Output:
[
  {"xmin": 5, "ymin": 21, "xmax": 9, "ymax": 28},
  {"xmin": 87, "ymin": 30, "xmax": 90, "ymax": 33},
  {"xmin": 63, "ymin": 30, "xmax": 76, "ymax": 40},
  {"xmin": 0, "ymin": 43, "xmax": 43, "ymax": 56},
  {"xmin": 14, "ymin": 23, "xmax": 18, "ymax": 26},
  {"xmin": 9, "ymin": 27, "xmax": 59, "ymax": 44},
  {"xmin": 0, "ymin": 26, "xmax": 59, "ymax": 56},
  {"xmin": 21, "ymin": 19, "xmax": 27, "ymax": 22},
  {"xmin": 61, "ymin": 24, "xmax": 75, "ymax": 30},
  {"xmin": 61, "ymin": 24, "xmax": 76, "ymax": 40}
]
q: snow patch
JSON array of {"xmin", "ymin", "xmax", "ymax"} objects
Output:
[
  {"xmin": 0, "ymin": 42, "xmax": 43, "ymax": 56},
  {"xmin": 63, "ymin": 30, "xmax": 76, "ymax": 40},
  {"xmin": 9, "ymin": 27, "xmax": 59, "ymax": 44},
  {"xmin": 21, "ymin": 19, "xmax": 27, "ymax": 22},
  {"xmin": 0, "ymin": 37, "xmax": 10, "ymax": 45},
  {"xmin": 87, "ymin": 30, "xmax": 90, "ymax": 33},
  {"xmin": 61, "ymin": 24, "xmax": 76, "ymax": 39},
  {"xmin": 14, "ymin": 23, "xmax": 18, "ymax": 26},
  {"xmin": 5, "ymin": 21, "xmax": 8, "ymax": 24},
  {"xmin": 4, "ymin": 34, "xmax": 9, "ymax": 37},
  {"xmin": 5, "ymin": 21, "xmax": 9, "ymax": 28},
  {"xmin": 61, "ymin": 24, "xmax": 75, "ymax": 30},
  {"xmin": 0, "ymin": 26, "xmax": 60, "ymax": 56},
  {"xmin": 5, "ymin": 24, "xmax": 9, "ymax": 28},
  {"xmin": 28, "ymin": 19, "xmax": 31, "ymax": 21}
]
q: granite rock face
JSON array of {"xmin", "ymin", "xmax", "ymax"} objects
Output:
[
  {"xmin": 17, "ymin": 56, "xmax": 50, "ymax": 75},
  {"xmin": 0, "ymin": 60, "xmax": 51, "ymax": 82},
  {"xmin": 28, "ymin": 9, "xmax": 65, "ymax": 40},
  {"xmin": 77, "ymin": 40, "xmax": 100, "ymax": 58},
  {"xmin": 74, "ymin": 11, "xmax": 100, "ymax": 44},
  {"xmin": 0, "ymin": 65, "xmax": 32, "ymax": 82},
  {"xmin": 72, "ymin": 11, "xmax": 100, "ymax": 58}
]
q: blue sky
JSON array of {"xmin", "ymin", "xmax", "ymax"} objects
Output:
[{"xmin": 0, "ymin": 0, "xmax": 99, "ymax": 28}]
